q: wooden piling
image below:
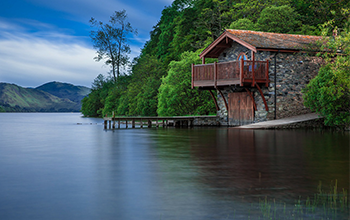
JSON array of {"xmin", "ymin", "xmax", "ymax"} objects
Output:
[{"xmin": 132, "ymin": 119, "xmax": 135, "ymax": 128}]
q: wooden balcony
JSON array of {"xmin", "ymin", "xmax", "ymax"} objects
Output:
[{"xmin": 191, "ymin": 60, "xmax": 269, "ymax": 89}]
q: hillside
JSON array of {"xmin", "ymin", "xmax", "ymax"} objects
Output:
[
  {"xmin": 0, "ymin": 82, "xmax": 90, "ymax": 112},
  {"xmin": 36, "ymin": 81, "xmax": 90, "ymax": 103}
]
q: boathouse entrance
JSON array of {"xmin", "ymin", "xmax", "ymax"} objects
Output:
[{"xmin": 228, "ymin": 92, "xmax": 254, "ymax": 126}]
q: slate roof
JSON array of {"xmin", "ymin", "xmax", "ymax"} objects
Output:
[{"xmin": 201, "ymin": 29, "xmax": 323, "ymax": 58}]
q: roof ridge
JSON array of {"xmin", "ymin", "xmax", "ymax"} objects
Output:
[{"xmin": 225, "ymin": 29, "xmax": 322, "ymax": 38}]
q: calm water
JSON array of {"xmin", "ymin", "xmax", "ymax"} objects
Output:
[{"xmin": 0, "ymin": 113, "xmax": 349, "ymax": 219}]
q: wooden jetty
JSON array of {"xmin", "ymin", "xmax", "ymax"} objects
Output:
[{"xmin": 103, "ymin": 115, "xmax": 217, "ymax": 129}]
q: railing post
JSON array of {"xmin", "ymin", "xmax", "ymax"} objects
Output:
[
  {"xmin": 252, "ymin": 52, "xmax": 255, "ymax": 87},
  {"xmin": 265, "ymin": 60, "xmax": 269, "ymax": 87},
  {"xmin": 214, "ymin": 62, "xmax": 217, "ymax": 88},
  {"xmin": 191, "ymin": 63, "xmax": 194, "ymax": 89},
  {"xmin": 240, "ymin": 59, "xmax": 244, "ymax": 86}
]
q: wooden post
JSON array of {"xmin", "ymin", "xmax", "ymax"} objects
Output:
[
  {"xmin": 108, "ymin": 120, "xmax": 111, "ymax": 129},
  {"xmin": 112, "ymin": 111, "xmax": 115, "ymax": 129},
  {"xmin": 126, "ymin": 120, "xmax": 128, "ymax": 129},
  {"xmin": 132, "ymin": 119, "xmax": 135, "ymax": 128},
  {"xmin": 148, "ymin": 119, "xmax": 152, "ymax": 128},
  {"xmin": 191, "ymin": 63, "xmax": 194, "ymax": 89},
  {"xmin": 166, "ymin": 119, "xmax": 168, "ymax": 127},
  {"xmin": 156, "ymin": 120, "xmax": 159, "ymax": 128},
  {"xmin": 104, "ymin": 120, "xmax": 107, "ymax": 129},
  {"xmin": 240, "ymin": 58, "xmax": 244, "ymax": 86},
  {"xmin": 265, "ymin": 60, "xmax": 269, "ymax": 87},
  {"xmin": 140, "ymin": 119, "xmax": 143, "ymax": 128},
  {"xmin": 214, "ymin": 62, "xmax": 217, "ymax": 88},
  {"xmin": 118, "ymin": 119, "xmax": 120, "ymax": 129},
  {"xmin": 252, "ymin": 51, "xmax": 255, "ymax": 86}
]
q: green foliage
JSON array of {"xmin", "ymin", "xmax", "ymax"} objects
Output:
[
  {"xmin": 256, "ymin": 5, "xmax": 301, "ymax": 34},
  {"xmin": 90, "ymin": 10, "xmax": 137, "ymax": 82},
  {"xmin": 81, "ymin": 74, "xmax": 116, "ymax": 117},
  {"xmin": 157, "ymin": 51, "xmax": 216, "ymax": 116},
  {"xmin": 83, "ymin": 3, "xmax": 350, "ymax": 119},
  {"xmin": 229, "ymin": 18, "xmax": 256, "ymax": 31},
  {"xmin": 303, "ymin": 20, "xmax": 350, "ymax": 127}
]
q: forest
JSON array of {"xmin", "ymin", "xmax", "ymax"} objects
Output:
[{"xmin": 81, "ymin": 0, "xmax": 349, "ymax": 126}]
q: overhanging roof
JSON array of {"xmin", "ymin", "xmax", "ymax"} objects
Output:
[{"xmin": 200, "ymin": 29, "xmax": 323, "ymax": 59}]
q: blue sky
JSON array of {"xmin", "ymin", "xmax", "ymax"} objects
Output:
[{"xmin": 0, "ymin": 0, "xmax": 173, "ymax": 88}]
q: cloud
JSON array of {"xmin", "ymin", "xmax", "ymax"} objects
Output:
[
  {"xmin": 0, "ymin": 19, "xmax": 144, "ymax": 88},
  {"xmin": 28, "ymin": 0, "xmax": 163, "ymax": 32},
  {"xmin": 0, "ymin": 20, "xmax": 106, "ymax": 87}
]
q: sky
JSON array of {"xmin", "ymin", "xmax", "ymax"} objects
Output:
[{"xmin": 0, "ymin": 0, "xmax": 173, "ymax": 88}]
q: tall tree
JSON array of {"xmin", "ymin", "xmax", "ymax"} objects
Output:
[{"xmin": 90, "ymin": 10, "xmax": 137, "ymax": 82}]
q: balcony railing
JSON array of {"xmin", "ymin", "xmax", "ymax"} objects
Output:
[{"xmin": 192, "ymin": 60, "xmax": 269, "ymax": 88}]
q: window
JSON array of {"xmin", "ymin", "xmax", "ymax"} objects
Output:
[{"xmin": 237, "ymin": 52, "xmax": 248, "ymax": 61}]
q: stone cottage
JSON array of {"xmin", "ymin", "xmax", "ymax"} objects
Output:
[{"xmin": 191, "ymin": 29, "xmax": 324, "ymax": 126}]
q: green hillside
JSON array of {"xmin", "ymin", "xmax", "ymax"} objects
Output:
[
  {"xmin": 36, "ymin": 81, "xmax": 90, "ymax": 103},
  {"xmin": 0, "ymin": 82, "xmax": 89, "ymax": 112}
]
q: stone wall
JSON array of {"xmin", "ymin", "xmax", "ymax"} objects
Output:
[
  {"xmin": 193, "ymin": 116, "xmax": 220, "ymax": 126},
  {"xmin": 216, "ymin": 43, "xmax": 324, "ymax": 125}
]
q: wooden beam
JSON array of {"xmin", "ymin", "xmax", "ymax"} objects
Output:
[
  {"xmin": 217, "ymin": 89, "xmax": 228, "ymax": 111},
  {"xmin": 245, "ymin": 88, "xmax": 257, "ymax": 111},
  {"xmin": 208, "ymin": 90, "xmax": 220, "ymax": 111},
  {"xmin": 255, "ymin": 84, "xmax": 269, "ymax": 111}
]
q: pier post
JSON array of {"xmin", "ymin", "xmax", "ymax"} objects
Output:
[
  {"xmin": 166, "ymin": 120, "xmax": 168, "ymax": 127},
  {"xmin": 140, "ymin": 119, "xmax": 143, "ymax": 128},
  {"xmin": 156, "ymin": 120, "xmax": 159, "ymax": 128},
  {"xmin": 126, "ymin": 120, "xmax": 128, "ymax": 128},
  {"xmin": 148, "ymin": 119, "xmax": 152, "ymax": 128},
  {"xmin": 108, "ymin": 120, "xmax": 111, "ymax": 129},
  {"xmin": 112, "ymin": 111, "xmax": 115, "ymax": 129},
  {"xmin": 118, "ymin": 119, "xmax": 120, "ymax": 129},
  {"xmin": 132, "ymin": 119, "xmax": 135, "ymax": 128},
  {"xmin": 104, "ymin": 120, "xmax": 107, "ymax": 129}
]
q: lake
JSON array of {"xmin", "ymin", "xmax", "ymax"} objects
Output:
[{"xmin": 0, "ymin": 113, "xmax": 348, "ymax": 219}]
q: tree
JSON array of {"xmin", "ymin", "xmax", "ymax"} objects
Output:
[
  {"xmin": 157, "ymin": 51, "xmax": 216, "ymax": 116},
  {"xmin": 229, "ymin": 18, "xmax": 256, "ymax": 30},
  {"xmin": 90, "ymin": 10, "xmax": 137, "ymax": 82},
  {"xmin": 303, "ymin": 20, "xmax": 350, "ymax": 127},
  {"xmin": 256, "ymin": 5, "xmax": 301, "ymax": 34}
]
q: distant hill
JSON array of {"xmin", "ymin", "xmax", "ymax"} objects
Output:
[
  {"xmin": 0, "ymin": 82, "xmax": 90, "ymax": 112},
  {"xmin": 36, "ymin": 82, "xmax": 90, "ymax": 103}
]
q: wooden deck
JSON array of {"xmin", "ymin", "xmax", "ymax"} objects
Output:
[
  {"xmin": 192, "ymin": 60, "xmax": 269, "ymax": 89},
  {"xmin": 103, "ymin": 115, "xmax": 217, "ymax": 129},
  {"xmin": 236, "ymin": 113, "xmax": 321, "ymax": 129}
]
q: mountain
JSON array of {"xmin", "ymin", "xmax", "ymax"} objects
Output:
[
  {"xmin": 36, "ymin": 81, "xmax": 90, "ymax": 103},
  {"xmin": 0, "ymin": 82, "xmax": 90, "ymax": 112}
]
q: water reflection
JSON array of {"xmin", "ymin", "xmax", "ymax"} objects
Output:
[
  {"xmin": 152, "ymin": 128, "xmax": 349, "ymax": 207},
  {"xmin": 0, "ymin": 114, "xmax": 348, "ymax": 219}
]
